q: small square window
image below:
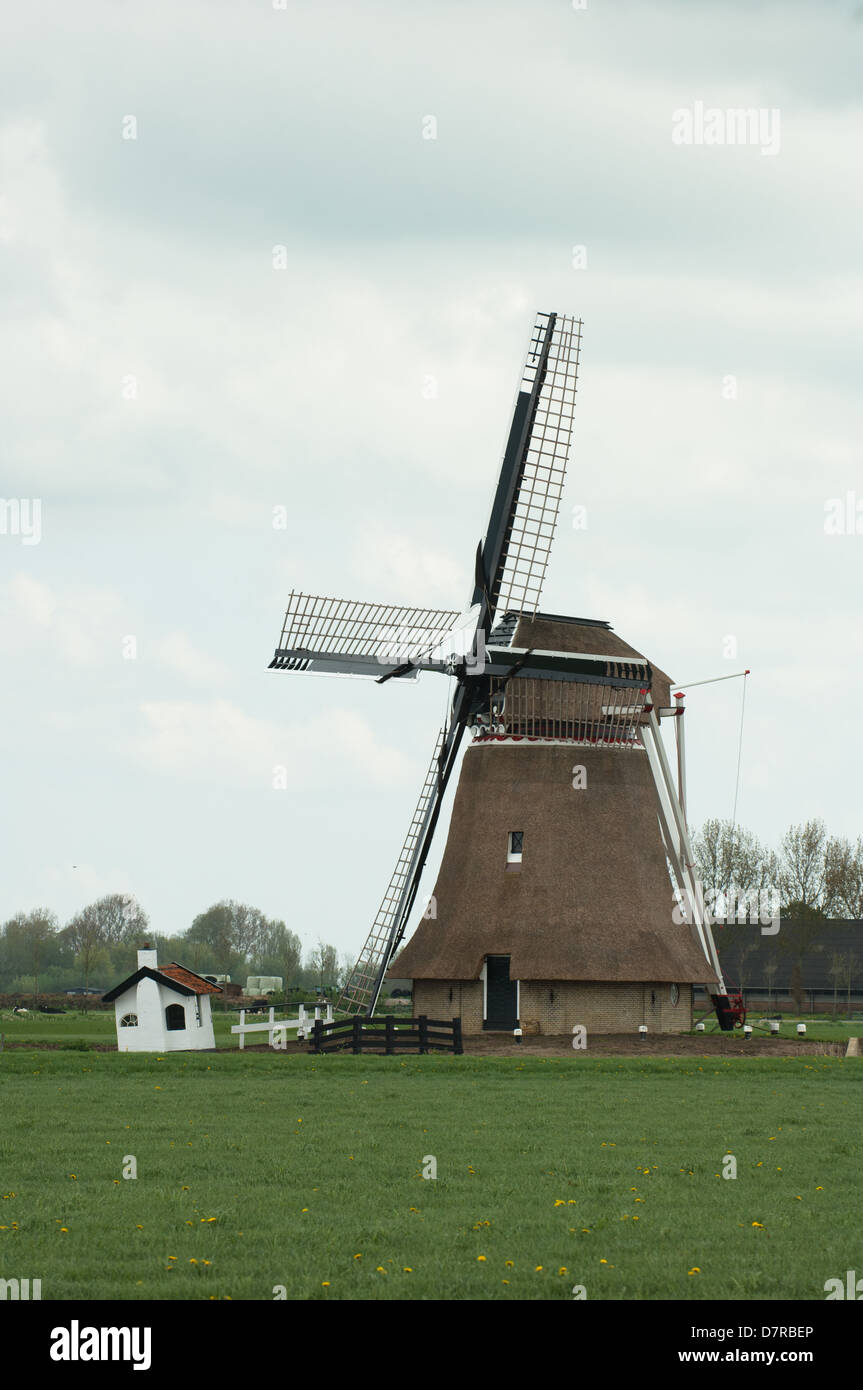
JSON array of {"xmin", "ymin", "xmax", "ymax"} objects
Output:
[{"xmin": 507, "ymin": 831, "xmax": 524, "ymax": 863}]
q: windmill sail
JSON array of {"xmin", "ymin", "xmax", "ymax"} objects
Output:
[
  {"xmin": 477, "ymin": 313, "xmax": 582, "ymax": 628},
  {"xmin": 270, "ymin": 592, "xmax": 462, "ymax": 679},
  {"xmin": 338, "ymin": 727, "xmax": 448, "ymax": 1017}
]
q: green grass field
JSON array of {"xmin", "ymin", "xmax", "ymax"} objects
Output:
[{"xmin": 1, "ymin": 1044, "xmax": 861, "ymax": 1301}]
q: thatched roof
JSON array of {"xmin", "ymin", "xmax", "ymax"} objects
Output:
[
  {"xmin": 393, "ymin": 621, "xmax": 714, "ymax": 987},
  {"xmin": 511, "ymin": 614, "xmax": 674, "ymax": 710}
]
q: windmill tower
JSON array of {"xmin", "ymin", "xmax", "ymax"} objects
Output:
[{"xmin": 269, "ymin": 313, "xmax": 732, "ymax": 1033}]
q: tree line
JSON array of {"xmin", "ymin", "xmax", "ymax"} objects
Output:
[
  {"xmin": 691, "ymin": 817, "xmax": 863, "ymax": 920},
  {"xmin": 0, "ymin": 896, "xmax": 349, "ymax": 1000}
]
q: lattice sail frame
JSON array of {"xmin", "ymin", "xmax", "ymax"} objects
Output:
[
  {"xmin": 338, "ymin": 728, "xmax": 446, "ymax": 1016},
  {"xmin": 271, "ymin": 592, "xmax": 462, "ymax": 675},
  {"xmin": 493, "ymin": 313, "xmax": 582, "ymax": 618}
]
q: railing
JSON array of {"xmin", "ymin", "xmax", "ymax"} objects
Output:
[
  {"xmin": 309, "ymin": 1014, "xmax": 463, "ymax": 1056},
  {"xmin": 231, "ymin": 1003, "xmax": 333, "ymax": 1049}
]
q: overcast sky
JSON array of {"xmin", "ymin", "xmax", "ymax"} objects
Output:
[{"xmin": 2, "ymin": 0, "xmax": 861, "ymax": 964}]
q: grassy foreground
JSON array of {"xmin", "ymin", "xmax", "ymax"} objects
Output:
[{"xmin": 1, "ymin": 1048, "xmax": 861, "ymax": 1301}]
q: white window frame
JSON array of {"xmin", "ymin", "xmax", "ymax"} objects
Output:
[{"xmin": 507, "ymin": 830, "xmax": 524, "ymax": 864}]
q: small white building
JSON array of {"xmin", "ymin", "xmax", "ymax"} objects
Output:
[{"xmin": 104, "ymin": 947, "xmax": 222, "ymax": 1052}]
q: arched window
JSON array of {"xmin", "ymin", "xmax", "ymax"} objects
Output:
[
  {"xmin": 119, "ymin": 1013, "xmax": 138, "ymax": 1028},
  {"xmin": 165, "ymin": 1003, "xmax": 185, "ymax": 1031}
]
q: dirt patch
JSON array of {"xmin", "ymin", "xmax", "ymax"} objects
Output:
[
  {"xmin": 237, "ymin": 1033, "xmax": 848, "ymax": 1059},
  {"xmin": 455, "ymin": 1033, "xmax": 848, "ymax": 1058},
  {"xmin": 0, "ymin": 1035, "xmax": 850, "ymax": 1059}
]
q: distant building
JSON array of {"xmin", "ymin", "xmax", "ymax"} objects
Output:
[
  {"xmin": 704, "ymin": 919, "xmax": 863, "ymax": 1012},
  {"xmin": 103, "ymin": 947, "xmax": 222, "ymax": 1051}
]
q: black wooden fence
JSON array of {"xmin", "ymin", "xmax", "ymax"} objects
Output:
[{"xmin": 309, "ymin": 1014, "xmax": 463, "ymax": 1056}]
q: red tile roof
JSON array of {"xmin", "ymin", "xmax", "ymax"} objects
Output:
[{"xmin": 158, "ymin": 963, "xmax": 222, "ymax": 995}]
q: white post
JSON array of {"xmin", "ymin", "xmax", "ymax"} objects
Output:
[
  {"xmin": 641, "ymin": 708, "xmax": 726, "ymax": 994},
  {"xmin": 239, "ymin": 1008, "xmax": 245, "ymax": 1050},
  {"xmin": 326, "ymin": 1003, "xmax": 333, "ymax": 1023},
  {"xmin": 268, "ymin": 1005, "xmax": 275, "ymax": 1046},
  {"xmin": 674, "ymin": 693, "xmax": 687, "ymax": 820},
  {"xmin": 314, "ymin": 1005, "xmax": 321, "ymax": 1022}
]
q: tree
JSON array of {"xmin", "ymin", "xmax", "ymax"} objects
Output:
[
  {"xmin": 692, "ymin": 819, "xmax": 776, "ymax": 922},
  {"xmin": 255, "ymin": 920, "xmax": 302, "ymax": 991},
  {"xmin": 763, "ymin": 958, "xmax": 779, "ymax": 1010},
  {"xmin": 828, "ymin": 837, "xmax": 863, "ymax": 918},
  {"xmin": 3, "ymin": 909, "xmax": 61, "ymax": 1002},
  {"xmin": 65, "ymin": 894, "xmax": 149, "ymax": 949},
  {"xmin": 828, "ymin": 951, "xmax": 846, "ymax": 1019},
  {"xmin": 307, "ymin": 940, "xmax": 339, "ymax": 993},
  {"xmin": 777, "ymin": 902, "xmax": 825, "ymax": 1015},
  {"xmin": 778, "ymin": 819, "xmax": 846, "ymax": 915}
]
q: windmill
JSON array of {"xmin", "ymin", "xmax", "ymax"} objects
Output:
[{"xmin": 269, "ymin": 312, "xmax": 734, "ymax": 1032}]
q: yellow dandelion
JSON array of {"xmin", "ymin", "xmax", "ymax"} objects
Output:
[
  {"xmin": 136, "ymin": 1224, "xmax": 143, "ymax": 1230},
  {"xmin": 502, "ymin": 1279, "xmax": 510, "ymax": 1285},
  {"xmin": 554, "ymin": 1200, "xmax": 565, "ymax": 1207},
  {"xmin": 203, "ymin": 1260, "xmax": 211, "ymax": 1265},
  {"xmin": 535, "ymin": 1265, "xmax": 543, "ymax": 1272},
  {"xmin": 505, "ymin": 1260, "xmax": 514, "ymax": 1267},
  {"xmin": 558, "ymin": 1267, "xmax": 567, "ymax": 1276},
  {"xmin": 376, "ymin": 1266, "xmax": 386, "ymax": 1273},
  {"xmin": 60, "ymin": 1227, "xmax": 68, "ymax": 1233},
  {"xmin": 752, "ymin": 1221, "xmax": 763, "ymax": 1228},
  {"xmin": 189, "ymin": 1258, "xmax": 198, "ymax": 1264},
  {"xmin": 687, "ymin": 1267, "xmax": 701, "ymax": 1276},
  {"xmin": 321, "ymin": 1281, "xmax": 330, "ymax": 1287},
  {"xmin": 600, "ymin": 1259, "xmax": 608, "ymax": 1264},
  {"xmin": 477, "ymin": 1255, "xmax": 486, "ymax": 1262},
  {"xmin": 403, "ymin": 1267, "xmax": 413, "ymax": 1273},
  {"xmin": 816, "ymin": 1186, "xmax": 824, "ymax": 1191}
]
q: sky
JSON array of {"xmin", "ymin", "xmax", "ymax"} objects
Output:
[{"xmin": 1, "ymin": 0, "xmax": 861, "ymax": 965}]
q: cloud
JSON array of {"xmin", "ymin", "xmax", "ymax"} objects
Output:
[{"xmin": 129, "ymin": 698, "xmax": 413, "ymax": 789}]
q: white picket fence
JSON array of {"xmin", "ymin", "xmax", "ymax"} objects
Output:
[{"xmin": 231, "ymin": 1003, "xmax": 333, "ymax": 1050}]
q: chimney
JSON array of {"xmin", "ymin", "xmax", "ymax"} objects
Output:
[{"xmin": 138, "ymin": 945, "xmax": 158, "ymax": 970}]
